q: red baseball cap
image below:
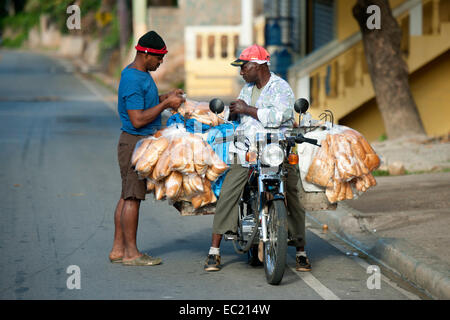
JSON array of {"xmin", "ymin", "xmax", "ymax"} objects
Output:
[{"xmin": 231, "ymin": 44, "xmax": 271, "ymax": 66}]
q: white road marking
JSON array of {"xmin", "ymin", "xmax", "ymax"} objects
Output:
[
  {"xmin": 287, "ymin": 257, "xmax": 340, "ymax": 300},
  {"xmin": 307, "ymin": 227, "xmax": 422, "ymax": 300}
]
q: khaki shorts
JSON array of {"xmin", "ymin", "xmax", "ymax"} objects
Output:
[{"xmin": 118, "ymin": 131, "xmax": 150, "ymax": 200}]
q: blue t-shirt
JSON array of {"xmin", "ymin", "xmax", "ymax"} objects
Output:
[{"xmin": 118, "ymin": 66, "xmax": 161, "ymax": 135}]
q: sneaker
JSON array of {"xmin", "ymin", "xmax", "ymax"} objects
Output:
[
  {"xmin": 296, "ymin": 255, "xmax": 312, "ymax": 272},
  {"xmin": 204, "ymin": 254, "xmax": 221, "ymax": 272}
]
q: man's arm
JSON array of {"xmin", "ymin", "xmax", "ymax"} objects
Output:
[{"xmin": 128, "ymin": 94, "xmax": 184, "ymax": 129}]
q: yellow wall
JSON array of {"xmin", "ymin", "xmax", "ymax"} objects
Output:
[
  {"xmin": 338, "ymin": 50, "xmax": 450, "ymax": 142},
  {"xmin": 337, "ymin": 0, "xmax": 407, "ymax": 41}
]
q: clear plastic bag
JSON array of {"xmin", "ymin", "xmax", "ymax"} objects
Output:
[
  {"xmin": 177, "ymin": 99, "xmax": 229, "ymax": 127},
  {"xmin": 131, "ymin": 137, "xmax": 155, "ymax": 167},
  {"xmin": 165, "ymin": 171, "xmax": 183, "ymax": 200},
  {"xmin": 305, "ymin": 124, "xmax": 380, "ymax": 203}
]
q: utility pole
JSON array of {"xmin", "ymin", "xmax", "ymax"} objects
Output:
[
  {"xmin": 117, "ymin": 0, "xmax": 130, "ymax": 62},
  {"xmin": 240, "ymin": 0, "xmax": 254, "ymax": 48},
  {"xmin": 132, "ymin": 0, "xmax": 148, "ymax": 45},
  {"xmin": 122, "ymin": 0, "xmax": 147, "ymax": 67}
]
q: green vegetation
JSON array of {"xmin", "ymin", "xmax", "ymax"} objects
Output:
[
  {"xmin": 1, "ymin": 0, "xmax": 104, "ymax": 48},
  {"xmin": 371, "ymin": 170, "xmax": 390, "ymax": 176},
  {"xmin": 378, "ymin": 133, "xmax": 387, "ymax": 142}
]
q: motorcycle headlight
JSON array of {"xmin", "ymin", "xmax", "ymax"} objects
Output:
[{"xmin": 261, "ymin": 144, "xmax": 284, "ymax": 167}]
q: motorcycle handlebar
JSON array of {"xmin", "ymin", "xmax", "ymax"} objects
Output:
[{"xmin": 294, "ymin": 134, "xmax": 321, "ymax": 147}]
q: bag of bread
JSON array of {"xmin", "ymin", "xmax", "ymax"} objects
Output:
[
  {"xmin": 131, "ymin": 137, "xmax": 154, "ymax": 167},
  {"xmin": 154, "ymin": 180, "xmax": 166, "ymax": 200},
  {"xmin": 204, "ymin": 143, "xmax": 228, "ymax": 182},
  {"xmin": 165, "ymin": 171, "xmax": 183, "ymax": 200},
  {"xmin": 177, "ymin": 99, "xmax": 228, "ymax": 127},
  {"xmin": 146, "ymin": 178, "xmax": 155, "ymax": 194},
  {"xmin": 168, "ymin": 136, "xmax": 195, "ymax": 174},
  {"xmin": 305, "ymin": 138, "xmax": 335, "ymax": 187},
  {"xmin": 182, "ymin": 173, "xmax": 204, "ymax": 198},
  {"xmin": 151, "ymin": 144, "xmax": 172, "ymax": 181},
  {"xmin": 305, "ymin": 123, "xmax": 381, "ymax": 203},
  {"xmin": 135, "ymin": 136, "xmax": 170, "ymax": 177},
  {"xmin": 190, "ymin": 179, "xmax": 217, "ymax": 209}
]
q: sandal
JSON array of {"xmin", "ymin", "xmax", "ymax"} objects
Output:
[
  {"xmin": 109, "ymin": 257, "xmax": 123, "ymax": 264},
  {"xmin": 122, "ymin": 253, "xmax": 162, "ymax": 266}
]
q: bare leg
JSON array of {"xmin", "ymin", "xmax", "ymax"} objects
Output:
[
  {"xmin": 109, "ymin": 198, "xmax": 125, "ymax": 260},
  {"xmin": 121, "ymin": 199, "xmax": 142, "ymax": 261},
  {"xmin": 211, "ymin": 233, "xmax": 222, "ymax": 249}
]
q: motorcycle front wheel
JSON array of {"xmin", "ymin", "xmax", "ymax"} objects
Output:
[{"xmin": 264, "ymin": 199, "xmax": 288, "ymax": 285}]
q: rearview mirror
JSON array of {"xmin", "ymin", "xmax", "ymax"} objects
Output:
[
  {"xmin": 209, "ymin": 98, "xmax": 225, "ymax": 114},
  {"xmin": 294, "ymin": 98, "xmax": 309, "ymax": 114}
]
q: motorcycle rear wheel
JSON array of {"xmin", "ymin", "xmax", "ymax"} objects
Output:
[{"xmin": 264, "ymin": 199, "xmax": 288, "ymax": 285}]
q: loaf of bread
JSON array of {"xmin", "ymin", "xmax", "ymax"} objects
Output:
[
  {"xmin": 182, "ymin": 173, "xmax": 204, "ymax": 197},
  {"xmin": 165, "ymin": 171, "xmax": 183, "ymax": 200},
  {"xmin": 190, "ymin": 179, "xmax": 217, "ymax": 209},
  {"xmin": 177, "ymin": 100, "xmax": 225, "ymax": 127},
  {"xmin": 151, "ymin": 145, "xmax": 172, "ymax": 181},
  {"xmin": 146, "ymin": 179, "xmax": 155, "ymax": 193},
  {"xmin": 132, "ymin": 138, "xmax": 153, "ymax": 167},
  {"xmin": 135, "ymin": 137, "xmax": 169, "ymax": 176},
  {"xmin": 155, "ymin": 181, "xmax": 165, "ymax": 200},
  {"xmin": 305, "ymin": 139, "xmax": 335, "ymax": 187}
]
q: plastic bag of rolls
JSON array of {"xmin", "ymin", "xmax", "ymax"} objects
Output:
[
  {"xmin": 175, "ymin": 99, "xmax": 228, "ymax": 127},
  {"xmin": 132, "ymin": 125, "xmax": 228, "ymax": 209},
  {"xmin": 305, "ymin": 125, "xmax": 380, "ymax": 203}
]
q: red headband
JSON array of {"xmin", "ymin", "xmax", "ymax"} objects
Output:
[{"xmin": 135, "ymin": 44, "xmax": 168, "ymax": 54}]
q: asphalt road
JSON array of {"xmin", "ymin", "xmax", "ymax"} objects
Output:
[{"xmin": 0, "ymin": 50, "xmax": 421, "ymax": 300}]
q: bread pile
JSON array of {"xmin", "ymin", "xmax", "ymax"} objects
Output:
[
  {"xmin": 132, "ymin": 127, "xmax": 228, "ymax": 209},
  {"xmin": 176, "ymin": 99, "xmax": 226, "ymax": 127},
  {"xmin": 305, "ymin": 127, "xmax": 380, "ymax": 203}
]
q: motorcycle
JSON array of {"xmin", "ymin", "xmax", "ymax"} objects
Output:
[{"xmin": 208, "ymin": 98, "xmax": 321, "ymax": 285}]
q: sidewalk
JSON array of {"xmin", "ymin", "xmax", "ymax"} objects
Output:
[{"xmin": 308, "ymin": 171, "xmax": 450, "ymax": 300}]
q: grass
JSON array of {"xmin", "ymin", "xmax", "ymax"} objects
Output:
[{"xmin": 371, "ymin": 167, "xmax": 450, "ymax": 177}]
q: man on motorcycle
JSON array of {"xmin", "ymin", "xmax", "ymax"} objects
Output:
[{"xmin": 204, "ymin": 44, "xmax": 312, "ymax": 272}]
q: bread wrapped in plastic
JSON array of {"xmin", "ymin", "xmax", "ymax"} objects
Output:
[
  {"xmin": 182, "ymin": 173, "xmax": 204, "ymax": 197},
  {"xmin": 135, "ymin": 136, "xmax": 169, "ymax": 177},
  {"xmin": 306, "ymin": 125, "xmax": 380, "ymax": 203},
  {"xmin": 165, "ymin": 171, "xmax": 183, "ymax": 200},
  {"xmin": 169, "ymin": 136, "xmax": 195, "ymax": 174},
  {"xmin": 305, "ymin": 139, "xmax": 335, "ymax": 187},
  {"xmin": 155, "ymin": 181, "xmax": 165, "ymax": 200},
  {"xmin": 191, "ymin": 179, "xmax": 217, "ymax": 209},
  {"xmin": 151, "ymin": 144, "xmax": 172, "ymax": 181},
  {"xmin": 146, "ymin": 179, "xmax": 155, "ymax": 193},
  {"xmin": 343, "ymin": 128, "xmax": 380, "ymax": 171},
  {"xmin": 177, "ymin": 99, "xmax": 225, "ymax": 127},
  {"xmin": 204, "ymin": 144, "xmax": 228, "ymax": 182},
  {"xmin": 131, "ymin": 138, "xmax": 154, "ymax": 167}
]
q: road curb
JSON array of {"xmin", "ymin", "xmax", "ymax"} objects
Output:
[{"xmin": 306, "ymin": 204, "xmax": 450, "ymax": 300}]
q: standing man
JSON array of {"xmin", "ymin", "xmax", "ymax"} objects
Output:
[
  {"xmin": 204, "ymin": 44, "xmax": 312, "ymax": 272},
  {"xmin": 109, "ymin": 31, "xmax": 185, "ymax": 266}
]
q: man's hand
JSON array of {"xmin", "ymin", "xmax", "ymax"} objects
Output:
[
  {"xmin": 229, "ymin": 99, "xmax": 248, "ymax": 115},
  {"xmin": 164, "ymin": 93, "xmax": 185, "ymax": 111},
  {"xmin": 160, "ymin": 89, "xmax": 185, "ymax": 103},
  {"xmin": 230, "ymin": 99, "xmax": 259, "ymax": 120}
]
